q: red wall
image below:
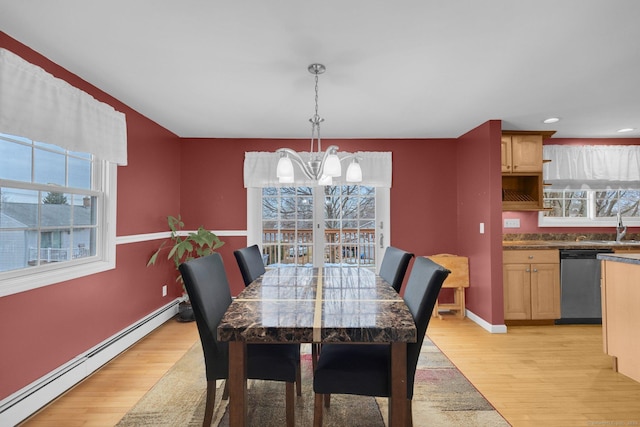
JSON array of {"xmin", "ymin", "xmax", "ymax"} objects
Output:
[
  {"xmin": 180, "ymin": 138, "xmax": 460, "ymax": 295},
  {"xmin": 0, "ymin": 33, "xmax": 183, "ymax": 399},
  {"xmin": 456, "ymin": 121, "xmax": 505, "ymax": 324}
]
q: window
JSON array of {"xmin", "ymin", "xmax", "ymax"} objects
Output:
[
  {"xmin": 540, "ymin": 145, "xmax": 640, "ymax": 227},
  {"xmin": 0, "ymin": 132, "xmax": 116, "ymax": 296},
  {"xmin": 539, "ymin": 187, "xmax": 640, "ymax": 227}
]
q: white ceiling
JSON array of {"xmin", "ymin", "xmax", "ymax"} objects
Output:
[{"xmin": 1, "ymin": 1, "xmax": 640, "ymax": 140}]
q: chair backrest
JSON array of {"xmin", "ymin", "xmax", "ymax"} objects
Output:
[
  {"xmin": 179, "ymin": 253, "xmax": 232, "ymax": 380},
  {"xmin": 234, "ymin": 244, "xmax": 267, "ymax": 286},
  {"xmin": 379, "ymin": 246, "xmax": 415, "ymax": 292},
  {"xmin": 402, "ymin": 256, "xmax": 450, "ymax": 397}
]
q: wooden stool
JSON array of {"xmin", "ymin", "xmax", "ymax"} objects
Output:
[{"xmin": 425, "ymin": 254, "xmax": 469, "ymax": 319}]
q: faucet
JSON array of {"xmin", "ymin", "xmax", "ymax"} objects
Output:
[{"xmin": 616, "ymin": 212, "xmax": 627, "ymax": 242}]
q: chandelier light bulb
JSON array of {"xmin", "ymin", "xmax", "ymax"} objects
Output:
[
  {"xmin": 346, "ymin": 158, "xmax": 363, "ymax": 182},
  {"xmin": 323, "ymin": 152, "xmax": 342, "ymax": 177},
  {"xmin": 276, "ymin": 155, "xmax": 294, "ymax": 181}
]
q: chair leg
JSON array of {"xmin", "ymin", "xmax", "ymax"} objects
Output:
[
  {"xmin": 324, "ymin": 393, "xmax": 331, "ymax": 408},
  {"xmin": 203, "ymin": 380, "xmax": 216, "ymax": 427},
  {"xmin": 313, "ymin": 393, "xmax": 324, "ymax": 427},
  {"xmin": 222, "ymin": 380, "xmax": 229, "ymax": 400},
  {"xmin": 408, "ymin": 398, "xmax": 413, "ymax": 427},
  {"xmin": 296, "ymin": 363, "xmax": 302, "ymax": 396},
  {"xmin": 286, "ymin": 381, "xmax": 295, "ymax": 427},
  {"xmin": 312, "ymin": 343, "xmax": 319, "ymax": 370}
]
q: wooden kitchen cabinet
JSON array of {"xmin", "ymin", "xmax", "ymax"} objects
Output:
[
  {"xmin": 501, "ymin": 134, "xmax": 543, "ymax": 173},
  {"xmin": 501, "ymin": 130, "xmax": 555, "ymax": 211},
  {"xmin": 503, "ymin": 249, "xmax": 560, "ymax": 320},
  {"xmin": 600, "ymin": 255, "xmax": 640, "ymax": 383}
]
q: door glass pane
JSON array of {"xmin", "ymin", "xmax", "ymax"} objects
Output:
[
  {"xmin": 262, "ymin": 186, "xmax": 314, "ymax": 266},
  {"xmin": 324, "ymin": 185, "xmax": 375, "ymax": 267}
]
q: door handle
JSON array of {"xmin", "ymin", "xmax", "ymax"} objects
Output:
[{"xmin": 379, "ymin": 233, "xmax": 384, "ymax": 248}]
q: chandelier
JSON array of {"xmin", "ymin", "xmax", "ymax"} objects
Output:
[{"xmin": 276, "ymin": 63, "xmax": 362, "ymax": 185}]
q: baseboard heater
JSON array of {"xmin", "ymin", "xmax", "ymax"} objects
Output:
[{"xmin": 0, "ymin": 299, "xmax": 180, "ymax": 426}]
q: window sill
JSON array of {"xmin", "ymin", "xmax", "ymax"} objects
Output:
[{"xmin": 0, "ymin": 258, "xmax": 115, "ymax": 297}]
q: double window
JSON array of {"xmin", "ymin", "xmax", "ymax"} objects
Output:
[
  {"xmin": 0, "ymin": 49, "xmax": 125, "ymax": 296},
  {"xmin": 540, "ymin": 145, "xmax": 640, "ymax": 227},
  {"xmin": 540, "ymin": 187, "xmax": 640, "ymax": 226},
  {"xmin": 0, "ymin": 133, "xmax": 115, "ymax": 296}
]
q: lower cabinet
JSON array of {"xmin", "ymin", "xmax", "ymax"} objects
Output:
[{"xmin": 503, "ymin": 249, "xmax": 560, "ymax": 320}]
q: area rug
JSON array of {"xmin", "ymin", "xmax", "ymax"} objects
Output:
[{"xmin": 117, "ymin": 339, "xmax": 509, "ymax": 427}]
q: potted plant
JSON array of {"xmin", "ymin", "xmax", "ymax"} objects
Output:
[{"xmin": 147, "ymin": 215, "xmax": 225, "ymax": 321}]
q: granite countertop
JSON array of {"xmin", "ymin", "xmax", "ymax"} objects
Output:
[
  {"xmin": 503, "ymin": 233, "xmax": 640, "ymax": 250},
  {"xmin": 597, "ymin": 253, "xmax": 640, "ymax": 265}
]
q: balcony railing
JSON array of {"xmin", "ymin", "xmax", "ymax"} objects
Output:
[
  {"xmin": 28, "ymin": 246, "xmax": 91, "ymax": 264},
  {"xmin": 262, "ymin": 228, "xmax": 376, "ymax": 266}
]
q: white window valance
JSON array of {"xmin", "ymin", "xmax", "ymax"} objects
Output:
[
  {"xmin": 0, "ymin": 48, "xmax": 127, "ymax": 165},
  {"xmin": 244, "ymin": 151, "xmax": 392, "ymax": 188},
  {"xmin": 543, "ymin": 145, "xmax": 640, "ymax": 188}
]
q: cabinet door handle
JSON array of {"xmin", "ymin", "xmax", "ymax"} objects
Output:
[
  {"xmin": 526, "ymin": 268, "xmax": 530, "ymax": 272},
  {"xmin": 533, "ymin": 268, "xmax": 538, "ymax": 273}
]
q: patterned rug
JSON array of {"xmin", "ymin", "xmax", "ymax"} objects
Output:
[{"xmin": 116, "ymin": 339, "xmax": 509, "ymax": 426}]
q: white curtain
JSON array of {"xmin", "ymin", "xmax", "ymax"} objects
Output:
[
  {"xmin": 0, "ymin": 48, "xmax": 127, "ymax": 165},
  {"xmin": 244, "ymin": 151, "xmax": 392, "ymax": 188},
  {"xmin": 543, "ymin": 145, "xmax": 640, "ymax": 188}
]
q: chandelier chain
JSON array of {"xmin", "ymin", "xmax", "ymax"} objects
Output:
[{"xmin": 311, "ymin": 69, "xmax": 323, "ymax": 153}]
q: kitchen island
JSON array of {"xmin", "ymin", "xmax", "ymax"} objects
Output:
[{"xmin": 597, "ymin": 253, "xmax": 640, "ymax": 383}]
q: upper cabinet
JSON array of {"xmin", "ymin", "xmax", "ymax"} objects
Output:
[
  {"xmin": 501, "ymin": 130, "xmax": 555, "ymax": 211},
  {"xmin": 501, "ymin": 134, "xmax": 543, "ymax": 173}
]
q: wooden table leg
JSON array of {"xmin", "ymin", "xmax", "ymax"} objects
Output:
[
  {"xmin": 228, "ymin": 341, "xmax": 247, "ymax": 427},
  {"xmin": 389, "ymin": 342, "xmax": 408, "ymax": 427}
]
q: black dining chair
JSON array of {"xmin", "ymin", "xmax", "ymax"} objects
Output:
[
  {"xmin": 379, "ymin": 246, "xmax": 415, "ymax": 293},
  {"xmin": 234, "ymin": 244, "xmax": 266, "ymax": 286},
  {"xmin": 179, "ymin": 253, "xmax": 301, "ymax": 427},
  {"xmin": 312, "ymin": 256, "xmax": 450, "ymax": 427}
]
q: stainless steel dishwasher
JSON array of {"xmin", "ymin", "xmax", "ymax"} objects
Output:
[{"xmin": 556, "ymin": 249, "xmax": 613, "ymax": 324}]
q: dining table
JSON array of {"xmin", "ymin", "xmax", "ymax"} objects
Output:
[{"xmin": 217, "ymin": 265, "xmax": 418, "ymax": 427}]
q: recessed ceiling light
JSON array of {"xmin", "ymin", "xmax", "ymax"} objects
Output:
[
  {"xmin": 543, "ymin": 117, "xmax": 560, "ymax": 124},
  {"xmin": 617, "ymin": 128, "xmax": 635, "ymax": 133}
]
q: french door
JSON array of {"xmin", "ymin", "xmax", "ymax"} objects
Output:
[{"xmin": 249, "ymin": 185, "xmax": 389, "ymax": 269}]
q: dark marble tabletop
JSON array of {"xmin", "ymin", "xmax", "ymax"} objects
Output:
[{"xmin": 217, "ymin": 266, "xmax": 417, "ymax": 344}]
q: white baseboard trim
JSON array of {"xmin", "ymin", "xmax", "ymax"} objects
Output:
[
  {"xmin": 466, "ymin": 309, "xmax": 508, "ymax": 333},
  {"xmin": 0, "ymin": 299, "xmax": 181, "ymax": 426}
]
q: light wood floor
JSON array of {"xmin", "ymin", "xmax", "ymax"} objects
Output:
[{"xmin": 20, "ymin": 315, "xmax": 640, "ymax": 427}]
